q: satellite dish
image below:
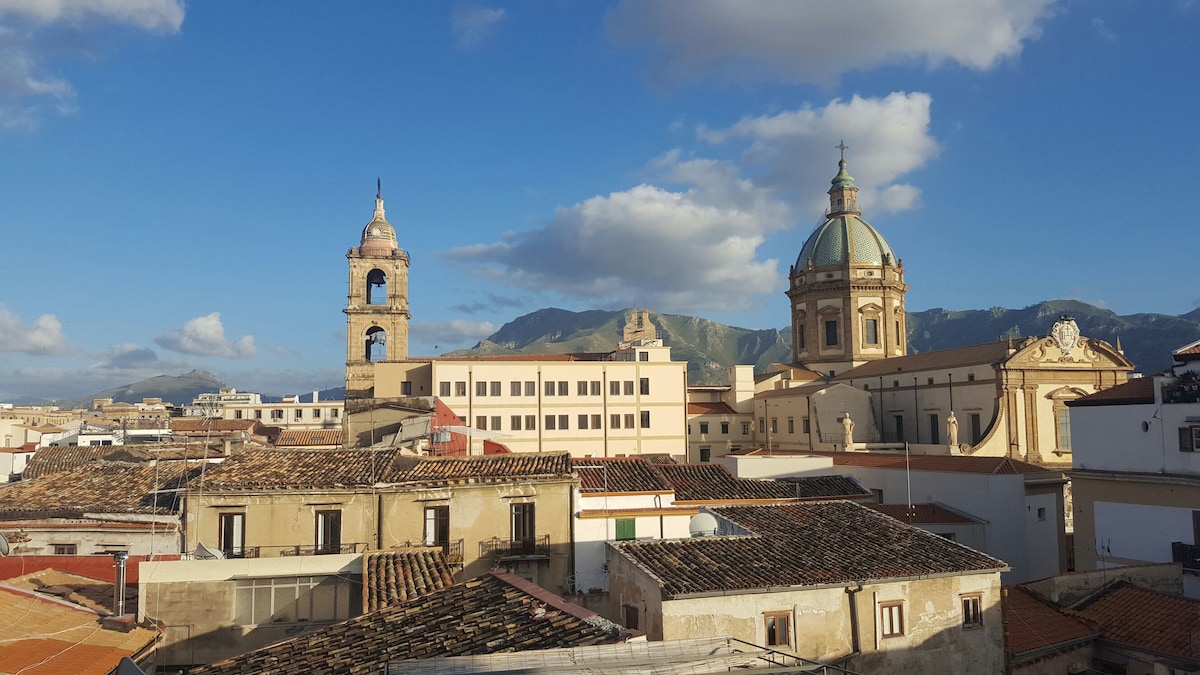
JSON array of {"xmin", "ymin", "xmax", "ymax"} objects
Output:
[
  {"xmin": 194, "ymin": 541, "xmax": 225, "ymax": 560},
  {"xmin": 0, "ymin": 533, "xmax": 9, "ymax": 556},
  {"xmin": 689, "ymin": 513, "xmax": 719, "ymax": 538}
]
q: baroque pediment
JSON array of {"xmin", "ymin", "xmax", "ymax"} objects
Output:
[{"xmin": 1006, "ymin": 336, "xmax": 1134, "ymax": 370}]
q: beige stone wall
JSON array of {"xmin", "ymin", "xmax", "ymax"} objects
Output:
[{"xmin": 187, "ymin": 490, "xmax": 377, "ymax": 557}]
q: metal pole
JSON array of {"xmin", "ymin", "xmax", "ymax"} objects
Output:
[
  {"xmin": 913, "ymin": 377, "xmax": 919, "ymax": 444},
  {"xmin": 113, "ymin": 551, "xmax": 129, "ymax": 616},
  {"xmin": 948, "ymin": 372, "xmax": 954, "ymax": 412}
]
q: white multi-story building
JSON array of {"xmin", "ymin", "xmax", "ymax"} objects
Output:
[
  {"xmin": 1069, "ymin": 340, "xmax": 1200, "ymax": 596},
  {"xmin": 185, "ymin": 388, "xmax": 344, "ymax": 430}
]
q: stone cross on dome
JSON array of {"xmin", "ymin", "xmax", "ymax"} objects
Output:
[{"xmin": 836, "ymin": 140, "xmax": 848, "ymax": 161}]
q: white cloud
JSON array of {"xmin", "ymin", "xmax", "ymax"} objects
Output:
[
  {"xmin": 155, "ymin": 313, "xmax": 257, "ymax": 358},
  {"xmin": 1090, "ymin": 17, "xmax": 1118, "ymax": 42},
  {"xmin": 411, "ymin": 320, "xmax": 500, "ymax": 346},
  {"xmin": 606, "ymin": 0, "xmax": 1055, "ymax": 85},
  {"xmin": 699, "ymin": 92, "xmax": 940, "ymax": 214},
  {"xmin": 445, "ymin": 152, "xmax": 791, "ymax": 313},
  {"xmin": 451, "ymin": 4, "xmax": 505, "ymax": 48},
  {"xmin": 0, "ymin": 305, "xmax": 71, "ymax": 354},
  {"xmin": 0, "ymin": 0, "xmax": 183, "ymax": 128}
]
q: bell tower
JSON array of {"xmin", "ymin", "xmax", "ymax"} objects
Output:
[{"xmin": 344, "ymin": 181, "xmax": 410, "ymax": 399}]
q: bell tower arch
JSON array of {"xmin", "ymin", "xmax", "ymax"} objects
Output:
[{"xmin": 345, "ymin": 181, "xmax": 410, "ymax": 398}]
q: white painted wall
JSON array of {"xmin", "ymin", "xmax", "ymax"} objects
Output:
[
  {"xmin": 1071, "ymin": 379, "xmax": 1200, "ymax": 476},
  {"xmin": 1093, "ymin": 501, "xmax": 1196, "ymax": 566},
  {"xmin": 573, "ymin": 490, "xmax": 690, "ymax": 592}
]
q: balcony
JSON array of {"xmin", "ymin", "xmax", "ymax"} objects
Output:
[
  {"xmin": 397, "ymin": 539, "xmax": 464, "ymax": 566},
  {"xmin": 480, "ymin": 534, "xmax": 550, "ymax": 560},
  {"xmin": 1172, "ymin": 542, "xmax": 1200, "ymax": 573},
  {"xmin": 221, "ymin": 546, "xmax": 260, "ymax": 559},
  {"xmin": 278, "ymin": 543, "xmax": 363, "ymax": 557}
]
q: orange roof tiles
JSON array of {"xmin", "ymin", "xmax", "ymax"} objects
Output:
[
  {"xmin": 1068, "ymin": 377, "xmax": 1155, "ymax": 406},
  {"xmin": 401, "ymin": 452, "xmax": 573, "ymax": 485},
  {"xmin": 576, "ymin": 457, "xmax": 672, "ymax": 493},
  {"xmin": 867, "ymin": 502, "xmax": 981, "ymax": 524},
  {"xmin": 0, "ymin": 586, "xmax": 158, "ymax": 675},
  {"xmin": 363, "ymin": 549, "xmax": 455, "ymax": 611},
  {"xmin": 171, "ymin": 418, "xmax": 261, "ymax": 434},
  {"xmin": 0, "ymin": 462, "xmax": 200, "ymax": 517},
  {"xmin": 275, "ymin": 428, "xmax": 343, "ymax": 446},
  {"xmin": 833, "ymin": 341, "xmax": 1013, "ymax": 379},
  {"xmin": 1074, "ymin": 582, "xmax": 1200, "ymax": 664},
  {"xmin": 686, "ymin": 401, "xmax": 738, "ymax": 415},
  {"xmin": 1003, "ymin": 586, "xmax": 1095, "ymax": 658}
]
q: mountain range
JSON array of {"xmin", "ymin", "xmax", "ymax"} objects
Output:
[{"xmin": 24, "ymin": 299, "xmax": 1200, "ymax": 405}]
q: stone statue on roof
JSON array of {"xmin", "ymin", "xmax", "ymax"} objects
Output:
[
  {"xmin": 841, "ymin": 414, "xmax": 854, "ymax": 446},
  {"xmin": 946, "ymin": 411, "xmax": 959, "ymax": 448}
]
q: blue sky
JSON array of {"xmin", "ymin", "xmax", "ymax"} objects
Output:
[{"xmin": 1, "ymin": 1, "xmax": 1198, "ymax": 401}]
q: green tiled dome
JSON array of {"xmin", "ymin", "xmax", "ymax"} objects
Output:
[{"xmin": 796, "ymin": 214, "xmax": 895, "ymax": 268}]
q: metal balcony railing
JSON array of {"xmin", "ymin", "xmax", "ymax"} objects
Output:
[
  {"xmin": 278, "ymin": 543, "xmax": 362, "ymax": 557},
  {"xmin": 221, "ymin": 546, "xmax": 260, "ymax": 559},
  {"xmin": 480, "ymin": 534, "xmax": 550, "ymax": 559},
  {"xmin": 1172, "ymin": 542, "xmax": 1200, "ymax": 572}
]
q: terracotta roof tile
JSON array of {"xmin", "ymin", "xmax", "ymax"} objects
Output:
[
  {"xmin": 652, "ymin": 463, "xmax": 867, "ymax": 502},
  {"xmin": 1067, "ymin": 377, "xmax": 1155, "ymax": 406},
  {"xmin": 805, "ymin": 450, "xmax": 1053, "ymax": 475},
  {"xmin": 867, "ymin": 502, "xmax": 981, "ymax": 524},
  {"xmin": 2, "ymin": 568, "xmax": 135, "ymax": 615},
  {"xmin": 0, "ymin": 586, "xmax": 158, "ymax": 674},
  {"xmin": 575, "ymin": 458, "xmax": 672, "ymax": 493},
  {"xmin": 1074, "ymin": 581, "xmax": 1200, "ymax": 663},
  {"xmin": 1003, "ymin": 586, "xmax": 1095, "ymax": 658},
  {"xmin": 200, "ymin": 448, "xmax": 406, "ymax": 490},
  {"xmin": 686, "ymin": 401, "xmax": 738, "ymax": 415},
  {"xmin": 0, "ymin": 462, "xmax": 199, "ymax": 517},
  {"xmin": 171, "ymin": 418, "xmax": 262, "ymax": 433},
  {"xmin": 1175, "ymin": 340, "xmax": 1200, "ymax": 358},
  {"xmin": 399, "ymin": 452, "xmax": 573, "ymax": 485},
  {"xmin": 832, "ymin": 341, "xmax": 1013, "ymax": 379},
  {"xmin": 363, "ymin": 549, "xmax": 455, "ymax": 612},
  {"xmin": 189, "ymin": 573, "xmax": 626, "ymax": 675},
  {"xmin": 22, "ymin": 445, "xmax": 127, "ymax": 480},
  {"xmin": 275, "ymin": 428, "xmax": 344, "ymax": 447},
  {"xmin": 613, "ymin": 502, "xmax": 1006, "ymax": 596}
]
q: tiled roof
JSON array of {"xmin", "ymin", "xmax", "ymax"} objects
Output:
[
  {"xmin": 276, "ymin": 428, "xmax": 343, "ymax": 446},
  {"xmin": 575, "ymin": 458, "xmax": 672, "ymax": 493},
  {"xmin": 1074, "ymin": 581, "xmax": 1200, "ymax": 664},
  {"xmin": 653, "ymin": 463, "xmax": 824, "ymax": 502},
  {"xmin": 637, "ymin": 453, "xmax": 677, "ymax": 465},
  {"xmin": 1003, "ymin": 586, "xmax": 1095, "ymax": 658},
  {"xmin": 0, "ymin": 586, "xmax": 158, "ymax": 674},
  {"xmin": 171, "ymin": 418, "xmax": 262, "ymax": 434},
  {"xmin": 2, "ymin": 568, "xmax": 136, "ymax": 615},
  {"xmin": 686, "ymin": 401, "xmax": 738, "ymax": 415},
  {"xmin": 0, "ymin": 462, "xmax": 198, "ymax": 517},
  {"xmin": 1175, "ymin": 339, "xmax": 1200, "ymax": 358},
  {"xmin": 832, "ymin": 341, "xmax": 1012, "ymax": 379},
  {"xmin": 189, "ymin": 573, "xmax": 627, "ymax": 675},
  {"xmin": 867, "ymin": 502, "xmax": 981, "ymax": 524},
  {"xmin": 613, "ymin": 502, "xmax": 1006, "ymax": 596},
  {"xmin": 805, "ymin": 450, "xmax": 1052, "ymax": 475},
  {"xmin": 399, "ymin": 452, "xmax": 573, "ymax": 486},
  {"xmin": 1067, "ymin": 377, "xmax": 1155, "ymax": 406},
  {"xmin": 22, "ymin": 445, "xmax": 130, "ymax": 479},
  {"xmin": 199, "ymin": 448, "xmax": 406, "ymax": 489},
  {"xmin": 776, "ymin": 474, "xmax": 873, "ymax": 500},
  {"xmin": 363, "ymin": 549, "xmax": 455, "ymax": 612}
]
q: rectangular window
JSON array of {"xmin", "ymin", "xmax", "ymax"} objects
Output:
[
  {"xmin": 970, "ymin": 413, "xmax": 982, "ymax": 444},
  {"xmin": 623, "ymin": 604, "xmax": 639, "ymax": 631},
  {"xmin": 623, "ymin": 381, "xmax": 634, "ymax": 396},
  {"xmin": 929, "ymin": 414, "xmax": 940, "ymax": 444},
  {"xmin": 331, "ymin": 409, "xmax": 339, "ymax": 418},
  {"xmin": 967, "ymin": 373, "xmax": 976, "ymax": 382},
  {"xmin": 219, "ymin": 512, "xmax": 246, "ymax": 558},
  {"xmin": 1056, "ymin": 408, "xmax": 1072, "ymax": 450},
  {"xmin": 865, "ymin": 318, "xmax": 879, "ymax": 345},
  {"xmin": 640, "ymin": 411, "xmax": 651, "ymax": 428},
  {"xmin": 639, "ymin": 351, "xmax": 649, "ymax": 362},
  {"xmin": 315, "ymin": 510, "xmax": 342, "ymax": 554},
  {"xmin": 578, "ymin": 414, "xmax": 589, "ymax": 430},
  {"xmin": 511, "ymin": 503, "xmax": 535, "ymax": 543},
  {"xmin": 961, "ymin": 595, "xmax": 983, "ymax": 629},
  {"xmin": 894, "ymin": 414, "xmax": 905, "ymax": 442},
  {"xmin": 234, "ymin": 575, "xmax": 353, "ymax": 626},
  {"xmin": 255, "ymin": 409, "xmax": 262, "ymax": 419},
  {"xmin": 439, "ymin": 381, "xmax": 451, "ymax": 397},
  {"xmin": 271, "ymin": 409, "xmax": 284, "ymax": 421},
  {"xmin": 578, "ymin": 381, "xmax": 588, "ymax": 396},
  {"xmin": 234, "ymin": 409, "xmax": 243, "ymax": 419},
  {"xmin": 511, "ymin": 381, "xmax": 522, "ymax": 396},
  {"xmin": 558, "ymin": 381, "xmax": 569, "ymax": 396},
  {"xmin": 401, "ymin": 381, "xmax": 413, "ymax": 396},
  {"xmin": 798, "ymin": 324, "xmax": 806, "ymax": 349},
  {"xmin": 545, "ymin": 381, "xmax": 556, "ymax": 396},
  {"xmin": 1037, "ymin": 507, "xmax": 1047, "ymax": 521},
  {"xmin": 489, "ymin": 381, "xmax": 501, "ymax": 397},
  {"xmin": 295, "ymin": 409, "xmax": 303, "ymax": 420},
  {"xmin": 511, "ymin": 415, "xmax": 522, "ymax": 431},
  {"xmin": 615, "ymin": 518, "xmax": 636, "ymax": 541},
  {"xmin": 699, "ymin": 422, "xmax": 709, "ymax": 434},
  {"xmin": 476, "ymin": 381, "xmax": 488, "ymax": 396},
  {"xmin": 742, "ymin": 422, "xmax": 750, "ymax": 435},
  {"xmin": 455, "ymin": 381, "xmax": 467, "ymax": 397},
  {"xmin": 880, "ymin": 602, "xmax": 904, "ymax": 637},
  {"xmin": 558, "ymin": 414, "xmax": 569, "ymax": 430},
  {"xmin": 721, "ymin": 422, "xmax": 729, "ymax": 434},
  {"xmin": 787, "ymin": 418, "xmax": 794, "ymax": 434},
  {"xmin": 490, "ymin": 416, "xmax": 501, "ymax": 431},
  {"xmin": 591, "ymin": 414, "xmax": 601, "ymax": 429},
  {"xmin": 545, "ymin": 415, "xmax": 556, "ymax": 430},
  {"xmin": 770, "ymin": 418, "xmax": 778, "ymax": 433},
  {"xmin": 313, "ymin": 409, "xmax": 321, "ymax": 419},
  {"xmin": 764, "ymin": 612, "xmax": 791, "ymax": 647},
  {"xmin": 611, "ymin": 414, "xmax": 621, "ymax": 429},
  {"xmin": 590, "ymin": 381, "xmax": 601, "ymax": 396},
  {"xmin": 525, "ymin": 415, "xmax": 536, "ymax": 431},
  {"xmin": 640, "ymin": 378, "xmax": 650, "ymax": 395},
  {"xmin": 802, "ymin": 417, "xmax": 811, "ymax": 434},
  {"xmin": 825, "ymin": 320, "xmax": 838, "ymax": 346},
  {"xmin": 53, "ymin": 544, "xmax": 77, "ymax": 555},
  {"xmin": 424, "ymin": 506, "xmax": 450, "ymax": 548},
  {"xmin": 476, "ymin": 416, "xmax": 487, "ymax": 430},
  {"xmin": 610, "ymin": 381, "xmax": 621, "ymax": 396},
  {"xmin": 699, "ymin": 447, "xmax": 711, "ymax": 463},
  {"xmin": 625, "ymin": 413, "xmax": 635, "ymax": 429},
  {"xmin": 525, "ymin": 381, "xmax": 536, "ymax": 397}
]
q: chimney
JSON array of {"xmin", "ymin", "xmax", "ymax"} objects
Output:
[
  {"xmin": 313, "ymin": 390, "xmax": 319, "ymax": 403},
  {"xmin": 113, "ymin": 551, "xmax": 129, "ymax": 616}
]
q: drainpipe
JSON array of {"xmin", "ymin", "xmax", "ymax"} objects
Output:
[
  {"xmin": 845, "ymin": 583, "xmax": 862, "ymax": 656},
  {"xmin": 113, "ymin": 551, "xmax": 129, "ymax": 616}
]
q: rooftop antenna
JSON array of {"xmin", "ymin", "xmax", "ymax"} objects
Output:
[{"xmin": 377, "ymin": 177, "xmax": 381, "ymax": 198}]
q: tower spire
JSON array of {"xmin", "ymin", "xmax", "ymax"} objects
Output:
[
  {"xmin": 836, "ymin": 139, "xmax": 848, "ymax": 161},
  {"xmin": 376, "ymin": 177, "xmax": 381, "ymax": 199}
]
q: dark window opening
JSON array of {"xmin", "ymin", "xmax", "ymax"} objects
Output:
[{"xmin": 366, "ymin": 269, "xmax": 388, "ymax": 305}]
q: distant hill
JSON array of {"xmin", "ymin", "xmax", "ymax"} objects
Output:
[
  {"xmin": 65, "ymin": 369, "xmax": 226, "ymax": 409},
  {"xmin": 451, "ymin": 300, "xmax": 1200, "ymax": 384}
]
